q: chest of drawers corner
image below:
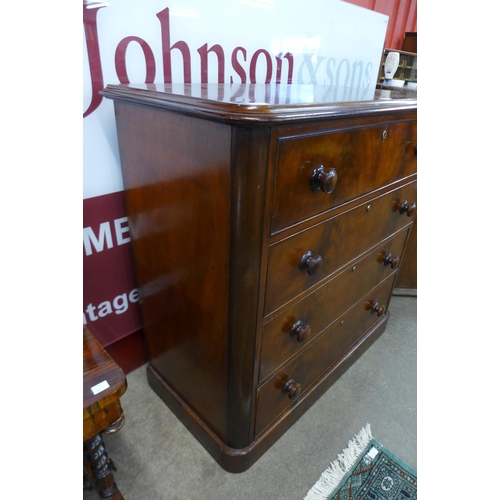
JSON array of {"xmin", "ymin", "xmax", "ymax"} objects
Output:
[{"xmin": 101, "ymin": 83, "xmax": 417, "ymax": 473}]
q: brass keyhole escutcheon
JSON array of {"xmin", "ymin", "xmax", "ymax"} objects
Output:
[{"xmin": 382, "ymin": 130, "xmax": 388, "ymax": 141}]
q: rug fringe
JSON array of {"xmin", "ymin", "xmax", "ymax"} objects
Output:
[{"xmin": 303, "ymin": 424, "xmax": 373, "ymax": 500}]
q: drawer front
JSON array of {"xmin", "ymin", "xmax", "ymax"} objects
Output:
[
  {"xmin": 272, "ymin": 120, "xmax": 417, "ymax": 233},
  {"xmin": 264, "ymin": 181, "xmax": 416, "ymax": 316},
  {"xmin": 259, "ymin": 228, "xmax": 408, "ymax": 381},
  {"xmin": 254, "ymin": 274, "xmax": 396, "ymax": 437}
]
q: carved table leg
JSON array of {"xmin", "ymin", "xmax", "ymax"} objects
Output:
[{"xmin": 83, "ymin": 433, "xmax": 124, "ymax": 499}]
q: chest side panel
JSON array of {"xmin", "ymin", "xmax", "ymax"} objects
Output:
[{"xmin": 113, "ymin": 102, "xmax": 232, "ymax": 441}]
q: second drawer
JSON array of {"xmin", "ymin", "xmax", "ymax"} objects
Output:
[{"xmin": 264, "ymin": 180, "xmax": 416, "ymax": 316}]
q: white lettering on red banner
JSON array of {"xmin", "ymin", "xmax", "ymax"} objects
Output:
[
  {"xmin": 83, "ymin": 216, "xmax": 131, "ymax": 256},
  {"xmin": 83, "ymin": 287, "xmax": 140, "ymax": 325}
]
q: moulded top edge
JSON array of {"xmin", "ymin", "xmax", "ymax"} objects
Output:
[{"xmin": 100, "ymin": 83, "xmax": 417, "ymax": 123}]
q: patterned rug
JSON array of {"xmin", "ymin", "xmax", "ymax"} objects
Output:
[{"xmin": 303, "ymin": 425, "xmax": 417, "ymax": 500}]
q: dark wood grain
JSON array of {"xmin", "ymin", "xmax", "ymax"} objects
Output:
[
  {"xmin": 255, "ymin": 274, "xmax": 396, "ymax": 435},
  {"xmin": 102, "ymin": 83, "xmax": 416, "ymax": 473},
  {"xmin": 226, "ymin": 125, "xmax": 271, "ymax": 448},
  {"xmin": 101, "ymin": 83, "xmax": 417, "ymax": 124},
  {"xmin": 264, "ymin": 181, "xmax": 417, "ymax": 316},
  {"xmin": 113, "ymin": 102, "xmax": 232, "ymax": 441},
  {"xmin": 83, "ymin": 326, "xmax": 127, "ymax": 499},
  {"xmin": 259, "ymin": 227, "xmax": 409, "ymax": 381},
  {"xmin": 395, "ymin": 211, "xmax": 417, "ymax": 290},
  {"xmin": 83, "ymin": 326, "xmax": 127, "ymax": 438},
  {"xmin": 272, "ymin": 119, "xmax": 417, "ymax": 232}
]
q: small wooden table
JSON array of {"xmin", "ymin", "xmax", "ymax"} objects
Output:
[{"xmin": 83, "ymin": 326, "xmax": 127, "ymax": 499}]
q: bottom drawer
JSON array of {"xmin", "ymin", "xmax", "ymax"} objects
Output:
[{"xmin": 254, "ymin": 273, "xmax": 396, "ymax": 436}]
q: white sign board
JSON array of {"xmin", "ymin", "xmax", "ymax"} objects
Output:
[{"xmin": 83, "ymin": 0, "xmax": 388, "ymax": 199}]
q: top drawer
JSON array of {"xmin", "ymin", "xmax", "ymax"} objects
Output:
[{"xmin": 271, "ymin": 120, "xmax": 417, "ymax": 233}]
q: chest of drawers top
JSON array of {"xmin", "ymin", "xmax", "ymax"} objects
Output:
[
  {"xmin": 102, "ymin": 82, "xmax": 416, "ymax": 122},
  {"xmin": 102, "ymin": 83, "xmax": 416, "ymax": 473}
]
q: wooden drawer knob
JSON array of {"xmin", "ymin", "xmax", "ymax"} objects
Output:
[
  {"xmin": 383, "ymin": 253, "xmax": 400, "ymax": 269},
  {"xmin": 299, "ymin": 251, "xmax": 324, "ymax": 277},
  {"xmin": 310, "ymin": 165, "xmax": 338, "ymax": 194},
  {"xmin": 399, "ymin": 200, "xmax": 416, "ymax": 217},
  {"xmin": 290, "ymin": 320, "xmax": 311, "ymax": 343},
  {"xmin": 283, "ymin": 379, "xmax": 302, "ymax": 400},
  {"xmin": 369, "ymin": 301, "xmax": 386, "ymax": 317}
]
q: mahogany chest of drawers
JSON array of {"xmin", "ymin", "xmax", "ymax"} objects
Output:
[{"xmin": 101, "ymin": 83, "xmax": 417, "ymax": 472}]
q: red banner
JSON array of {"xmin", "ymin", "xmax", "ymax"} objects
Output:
[{"xmin": 83, "ymin": 191, "xmax": 142, "ymax": 347}]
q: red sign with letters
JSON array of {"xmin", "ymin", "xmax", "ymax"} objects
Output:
[{"xmin": 83, "ymin": 191, "xmax": 142, "ymax": 347}]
